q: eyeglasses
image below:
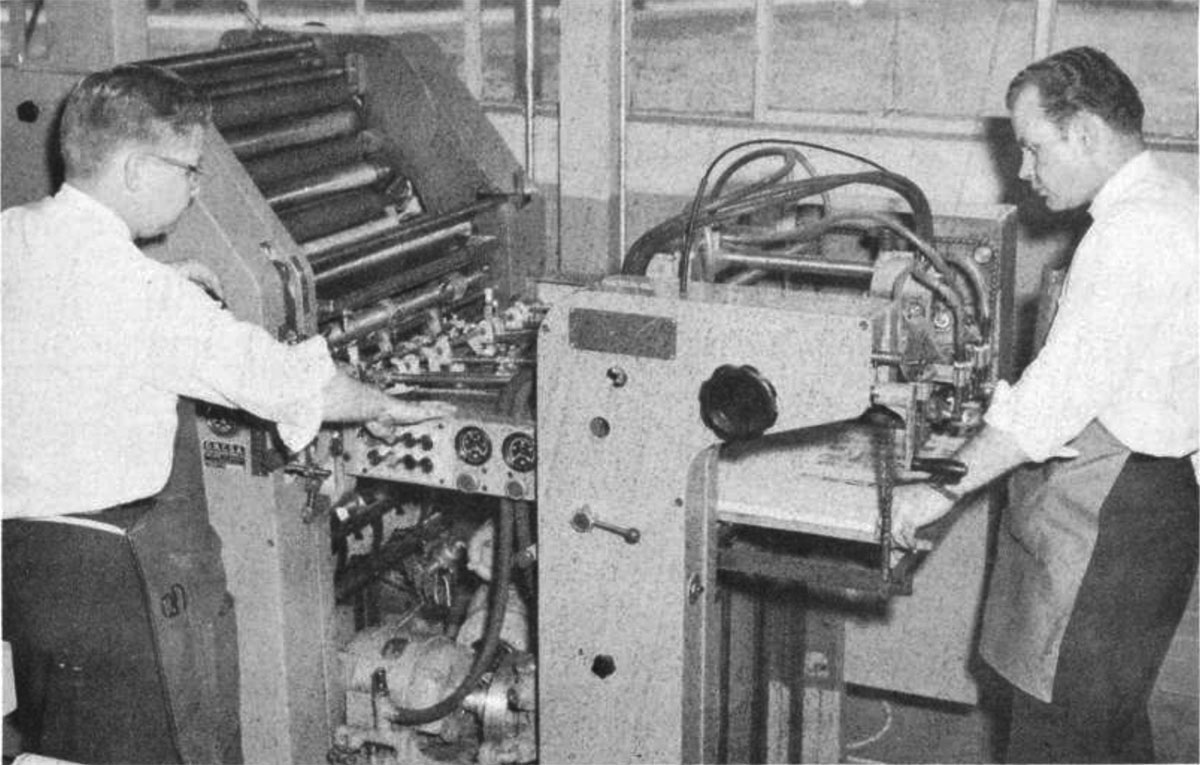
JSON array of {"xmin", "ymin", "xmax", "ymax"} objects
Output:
[{"xmin": 145, "ymin": 153, "xmax": 202, "ymax": 183}]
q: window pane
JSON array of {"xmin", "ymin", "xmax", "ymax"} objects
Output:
[
  {"xmin": 1055, "ymin": 0, "xmax": 1197, "ymax": 137},
  {"xmin": 770, "ymin": 0, "xmax": 1035, "ymax": 118},
  {"xmin": 629, "ymin": 1, "xmax": 756, "ymax": 116}
]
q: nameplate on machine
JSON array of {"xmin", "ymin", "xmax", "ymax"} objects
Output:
[{"xmin": 568, "ymin": 308, "xmax": 677, "ymax": 360}]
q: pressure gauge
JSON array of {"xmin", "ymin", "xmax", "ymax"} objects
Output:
[
  {"xmin": 502, "ymin": 432, "xmax": 537, "ymax": 473},
  {"xmin": 454, "ymin": 426, "xmax": 493, "ymax": 466}
]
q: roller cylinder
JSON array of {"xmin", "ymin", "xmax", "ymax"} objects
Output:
[
  {"xmin": 278, "ymin": 189, "xmax": 392, "ymax": 244},
  {"xmin": 241, "ymin": 133, "xmax": 375, "ymax": 188},
  {"xmin": 224, "ymin": 106, "xmax": 363, "ymax": 159},
  {"xmin": 183, "ymin": 56, "xmax": 326, "ymax": 89},
  {"xmin": 211, "ymin": 72, "xmax": 358, "ymax": 130},
  {"xmin": 265, "ymin": 161, "xmax": 393, "ymax": 209},
  {"xmin": 324, "ymin": 272, "xmax": 487, "ymax": 347},
  {"xmin": 313, "ymin": 221, "xmax": 472, "ymax": 288},
  {"xmin": 204, "ymin": 65, "xmax": 347, "ymax": 99},
  {"xmin": 319, "ymin": 249, "xmax": 483, "ymax": 317},
  {"xmin": 301, "ymin": 209, "xmax": 404, "ymax": 261},
  {"xmin": 154, "ymin": 38, "xmax": 318, "ymax": 74}
]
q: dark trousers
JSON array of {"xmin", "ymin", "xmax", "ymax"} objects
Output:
[
  {"xmin": 3, "ymin": 504, "xmax": 182, "ymax": 764},
  {"xmin": 3, "ymin": 503, "xmax": 242, "ymax": 764},
  {"xmin": 1005, "ymin": 453, "xmax": 1199, "ymax": 764}
]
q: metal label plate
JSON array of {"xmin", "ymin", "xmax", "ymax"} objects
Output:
[{"xmin": 568, "ymin": 308, "xmax": 677, "ymax": 360}]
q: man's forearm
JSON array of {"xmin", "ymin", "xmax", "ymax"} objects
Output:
[{"xmin": 952, "ymin": 424, "xmax": 1031, "ymax": 496}]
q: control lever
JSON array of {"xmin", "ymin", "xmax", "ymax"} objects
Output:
[{"xmin": 571, "ymin": 507, "xmax": 641, "ymax": 545}]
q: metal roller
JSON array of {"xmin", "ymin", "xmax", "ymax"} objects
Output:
[
  {"xmin": 240, "ymin": 133, "xmax": 377, "ymax": 188},
  {"xmin": 224, "ymin": 106, "xmax": 362, "ymax": 159},
  {"xmin": 277, "ymin": 188, "xmax": 392, "ymax": 244},
  {"xmin": 324, "ymin": 271, "xmax": 488, "ymax": 347},
  {"xmin": 301, "ymin": 208, "xmax": 404, "ymax": 260},
  {"xmin": 154, "ymin": 38, "xmax": 319, "ymax": 75},
  {"xmin": 265, "ymin": 161, "xmax": 392, "ymax": 209},
  {"xmin": 313, "ymin": 221, "xmax": 471, "ymax": 288},
  {"xmin": 184, "ymin": 56, "xmax": 327, "ymax": 89},
  {"xmin": 210, "ymin": 70, "xmax": 358, "ymax": 130},
  {"xmin": 319, "ymin": 247, "xmax": 485, "ymax": 317},
  {"xmin": 205, "ymin": 65, "xmax": 350, "ymax": 99},
  {"xmin": 309, "ymin": 200, "xmax": 499, "ymax": 271}
]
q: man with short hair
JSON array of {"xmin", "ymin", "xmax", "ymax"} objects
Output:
[
  {"xmin": 2, "ymin": 64, "xmax": 451, "ymax": 762},
  {"xmin": 893, "ymin": 47, "xmax": 1198, "ymax": 762}
]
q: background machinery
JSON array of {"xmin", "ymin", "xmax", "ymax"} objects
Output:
[{"xmin": 3, "ymin": 14, "xmax": 1016, "ymax": 762}]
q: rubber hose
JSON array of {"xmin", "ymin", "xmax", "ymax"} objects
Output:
[
  {"xmin": 388, "ymin": 497, "xmax": 514, "ymax": 724},
  {"xmin": 622, "ymin": 171, "xmax": 932, "ymax": 277}
]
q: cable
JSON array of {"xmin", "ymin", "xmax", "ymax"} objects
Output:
[
  {"xmin": 387, "ymin": 497, "xmax": 515, "ymax": 725},
  {"xmin": 674, "ymin": 139, "xmax": 897, "ymax": 293},
  {"xmin": 622, "ymin": 170, "xmax": 933, "ymax": 279}
]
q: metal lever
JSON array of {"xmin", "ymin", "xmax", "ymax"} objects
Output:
[
  {"xmin": 571, "ymin": 508, "xmax": 641, "ymax": 545},
  {"xmin": 285, "ymin": 452, "xmax": 332, "ymax": 523}
]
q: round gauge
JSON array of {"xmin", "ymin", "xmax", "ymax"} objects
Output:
[
  {"xmin": 454, "ymin": 425, "xmax": 493, "ymax": 466},
  {"xmin": 502, "ymin": 432, "xmax": 537, "ymax": 473}
]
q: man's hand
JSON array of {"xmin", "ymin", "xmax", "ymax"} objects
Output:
[
  {"xmin": 364, "ymin": 398, "xmax": 456, "ymax": 442},
  {"xmin": 890, "ymin": 483, "xmax": 959, "ymax": 549}
]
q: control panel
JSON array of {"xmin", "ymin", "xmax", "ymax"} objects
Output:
[{"xmin": 342, "ymin": 416, "xmax": 537, "ymax": 501}]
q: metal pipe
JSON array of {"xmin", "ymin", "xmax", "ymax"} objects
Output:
[
  {"xmin": 265, "ymin": 161, "xmax": 392, "ymax": 209},
  {"xmin": 211, "ymin": 73, "xmax": 357, "ymax": 130},
  {"xmin": 301, "ymin": 208, "xmax": 403, "ymax": 260},
  {"xmin": 324, "ymin": 271, "xmax": 487, "ymax": 347},
  {"xmin": 278, "ymin": 189, "xmax": 390, "ymax": 244},
  {"xmin": 309, "ymin": 200, "xmax": 499, "ymax": 270},
  {"xmin": 380, "ymin": 373, "xmax": 513, "ymax": 390},
  {"xmin": 714, "ymin": 252, "xmax": 874, "ymax": 280},
  {"xmin": 313, "ymin": 221, "xmax": 472, "ymax": 287},
  {"xmin": 153, "ymin": 38, "xmax": 318, "ymax": 73},
  {"xmin": 224, "ymin": 106, "xmax": 362, "ymax": 159},
  {"xmin": 522, "ymin": 0, "xmax": 536, "ymax": 182}
]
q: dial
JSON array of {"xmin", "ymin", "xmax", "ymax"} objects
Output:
[
  {"xmin": 454, "ymin": 426, "xmax": 493, "ymax": 466},
  {"xmin": 502, "ymin": 432, "xmax": 536, "ymax": 473}
]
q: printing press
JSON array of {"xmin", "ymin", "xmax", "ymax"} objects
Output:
[{"xmin": 1, "ymin": 20, "xmax": 1017, "ymax": 765}]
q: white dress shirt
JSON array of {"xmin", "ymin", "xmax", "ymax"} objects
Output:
[
  {"xmin": 986, "ymin": 152, "xmax": 1198, "ymax": 475},
  {"xmin": 2, "ymin": 184, "xmax": 335, "ymax": 519}
]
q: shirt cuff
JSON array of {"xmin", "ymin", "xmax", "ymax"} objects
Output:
[
  {"xmin": 983, "ymin": 380, "xmax": 1080, "ymax": 462},
  {"xmin": 274, "ymin": 336, "xmax": 337, "ymax": 453}
]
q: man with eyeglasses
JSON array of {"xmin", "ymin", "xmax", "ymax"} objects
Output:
[{"xmin": 1, "ymin": 64, "xmax": 453, "ymax": 762}]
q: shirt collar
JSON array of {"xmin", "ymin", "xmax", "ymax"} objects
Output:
[
  {"xmin": 1088, "ymin": 150, "xmax": 1154, "ymax": 220},
  {"xmin": 56, "ymin": 183, "xmax": 133, "ymax": 241}
]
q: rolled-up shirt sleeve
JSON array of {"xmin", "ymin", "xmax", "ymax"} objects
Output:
[{"xmin": 132, "ymin": 261, "xmax": 336, "ymax": 452}]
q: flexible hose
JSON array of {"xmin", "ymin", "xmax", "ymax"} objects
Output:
[
  {"xmin": 388, "ymin": 497, "xmax": 515, "ymax": 724},
  {"xmin": 664, "ymin": 140, "xmax": 907, "ymax": 292},
  {"xmin": 622, "ymin": 170, "xmax": 933, "ymax": 279}
]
